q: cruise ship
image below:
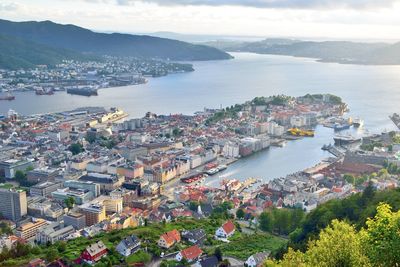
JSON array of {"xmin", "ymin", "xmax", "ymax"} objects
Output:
[
  {"xmin": 67, "ymin": 87, "xmax": 98, "ymax": 96},
  {"xmin": 333, "ymin": 134, "xmax": 361, "ymax": 146}
]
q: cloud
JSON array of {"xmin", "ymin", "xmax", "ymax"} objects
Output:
[
  {"xmin": 0, "ymin": 2, "xmax": 19, "ymax": 11},
  {"xmin": 112, "ymin": 0, "xmax": 399, "ymax": 9}
]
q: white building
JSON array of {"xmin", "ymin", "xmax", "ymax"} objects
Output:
[{"xmin": 222, "ymin": 142, "xmax": 240, "ymax": 158}]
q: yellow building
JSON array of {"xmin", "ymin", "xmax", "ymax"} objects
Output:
[
  {"xmin": 80, "ymin": 203, "xmax": 106, "ymax": 227},
  {"xmin": 15, "ymin": 218, "xmax": 47, "ymax": 240}
]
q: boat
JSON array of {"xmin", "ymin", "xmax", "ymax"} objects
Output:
[
  {"xmin": 321, "ymin": 144, "xmax": 332, "ymax": 150},
  {"xmin": 333, "ymin": 123, "xmax": 351, "ymax": 131},
  {"xmin": 205, "ymin": 168, "xmax": 219, "ymax": 175},
  {"xmin": 333, "ymin": 134, "xmax": 361, "ymax": 146},
  {"xmin": 287, "ymin": 128, "xmax": 314, "ymax": 137},
  {"xmin": 217, "ymin": 165, "xmax": 227, "ymax": 172},
  {"xmin": 67, "ymin": 87, "xmax": 98, "ymax": 96},
  {"xmin": 0, "ymin": 92, "xmax": 15, "ymax": 101},
  {"xmin": 36, "ymin": 88, "xmax": 54, "ymax": 95},
  {"xmin": 352, "ymin": 118, "xmax": 364, "ymax": 128}
]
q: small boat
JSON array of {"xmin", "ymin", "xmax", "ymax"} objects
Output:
[
  {"xmin": 0, "ymin": 92, "xmax": 15, "ymax": 101},
  {"xmin": 333, "ymin": 123, "xmax": 350, "ymax": 131},
  {"xmin": 206, "ymin": 168, "xmax": 219, "ymax": 175},
  {"xmin": 352, "ymin": 118, "xmax": 364, "ymax": 128},
  {"xmin": 217, "ymin": 165, "xmax": 227, "ymax": 172}
]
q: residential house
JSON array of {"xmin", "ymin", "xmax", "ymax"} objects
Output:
[
  {"xmin": 195, "ymin": 256, "xmax": 219, "ymax": 267},
  {"xmin": 215, "ymin": 220, "xmax": 235, "ymax": 239},
  {"xmin": 245, "ymin": 251, "xmax": 271, "ymax": 267},
  {"xmin": 116, "ymin": 234, "xmax": 141, "ymax": 257},
  {"xmin": 79, "ymin": 241, "xmax": 108, "ymax": 263},
  {"xmin": 176, "ymin": 245, "xmax": 203, "ymax": 262},
  {"xmin": 181, "ymin": 229, "xmax": 206, "ymax": 244},
  {"xmin": 157, "ymin": 229, "xmax": 181, "ymax": 249}
]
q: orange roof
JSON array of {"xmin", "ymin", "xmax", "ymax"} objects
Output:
[
  {"xmin": 161, "ymin": 229, "xmax": 181, "ymax": 245},
  {"xmin": 181, "ymin": 245, "xmax": 203, "ymax": 260},
  {"xmin": 222, "ymin": 220, "xmax": 235, "ymax": 235}
]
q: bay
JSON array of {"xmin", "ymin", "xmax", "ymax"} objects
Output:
[{"xmin": 2, "ymin": 52, "xmax": 400, "ymax": 183}]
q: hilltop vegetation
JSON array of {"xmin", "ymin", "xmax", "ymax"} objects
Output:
[
  {"xmin": 0, "ymin": 34, "xmax": 98, "ymax": 69},
  {"xmin": 0, "ymin": 19, "xmax": 232, "ymax": 70},
  {"xmin": 267, "ymin": 202, "xmax": 400, "ymax": 266},
  {"xmin": 287, "ymin": 184, "xmax": 400, "ymax": 251},
  {"xmin": 206, "ymin": 38, "xmax": 400, "ymax": 65}
]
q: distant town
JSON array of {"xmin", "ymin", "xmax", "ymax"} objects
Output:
[
  {"xmin": 1, "ymin": 93, "xmax": 399, "ymax": 266},
  {"xmin": 0, "ymin": 57, "xmax": 194, "ymax": 99}
]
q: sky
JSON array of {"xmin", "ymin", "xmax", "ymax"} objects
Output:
[{"xmin": 1, "ymin": 0, "xmax": 400, "ymax": 41}]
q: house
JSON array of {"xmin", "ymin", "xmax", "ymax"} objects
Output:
[
  {"xmin": 79, "ymin": 241, "xmax": 108, "ymax": 263},
  {"xmin": 157, "ymin": 229, "xmax": 181, "ymax": 249},
  {"xmin": 195, "ymin": 256, "xmax": 219, "ymax": 267},
  {"xmin": 215, "ymin": 220, "xmax": 235, "ymax": 238},
  {"xmin": 116, "ymin": 234, "xmax": 141, "ymax": 257},
  {"xmin": 245, "ymin": 251, "xmax": 271, "ymax": 267},
  {"xmin": 181, "ymin": 229, "xmax": 206, "ymax": 244},
  {"xmin": 176, "ymin": 245, "xmax": 203, "ymax": 262}
]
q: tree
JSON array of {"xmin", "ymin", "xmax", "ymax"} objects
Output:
[
  {"xmin": 14, "ymin": 170, "xmax": 26, "ymax": 183},
  {"xmin": 56, "ymin": 241, "xmax": 67, "ymax": 253},
  {"xmin": 64, "ymin": 196, "xmax": 75, "ymax": 209},
  {"xmin": 236, "ymin": 209, "xmax": 245, "ymax": 219},
  {"xmin": 214, "ymin": 247, "xmax": 223, "ymax": 262},
  {"xmin": 45, "ymin": 248, "xmax": 58, "ymax": 262},
  {"xmin": 259, "ymin": 212, "xmax": 273, "ymax": 232},
  {"xmin": 68, "ymin": 143, "xmax": 84, "ymax": 155},
  {"xmin": 219, "ymin": 259, "xmax": 231, "ymax": 267},
  {"xmin": 189, "ymin": 201, "xmax": 199, "ymax": 212},
  {"xmin": 360, "ymin": 181, "xmax": 375, "ymax": 207},
  {"xmin": 360, "ymin": 203, "xmax": 400, "ymax": 266},
  {"xmin": 276, "ymin": 220, "xmax": 371, "ymax": 266}
]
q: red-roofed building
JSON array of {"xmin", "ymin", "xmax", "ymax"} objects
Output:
[
  {"xmin": 157, "ymin": 229, "xmax": 181, "ymax": 249},
  {"xmin": 215, "ymin": 220, "xmax": 235, "ymax": 238},
  {"xmin": 176, "ymin": 245, "xmax": 203, "ymax": 262},
  {"xmin": 78, "ymin": 241, "xmax": 108, "ymax": 264}
]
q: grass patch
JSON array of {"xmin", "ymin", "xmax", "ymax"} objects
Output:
[
  {"xmin": 126, "ymin": 251, "xmax": 151, "ymax": 264},
  {"xmin": 219, "ymin": 232, "xmax": 287, "ymax": 260}
]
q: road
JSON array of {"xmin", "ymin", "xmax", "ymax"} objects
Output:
[{"xmin": 224, "ymin": 256, "xmax": 245, "ymax": 266}]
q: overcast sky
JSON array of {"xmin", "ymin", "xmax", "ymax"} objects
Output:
[{"xmin": 1, "ymin": 0, "xmax": 400, "ymax": 41}]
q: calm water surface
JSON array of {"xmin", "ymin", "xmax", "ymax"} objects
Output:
[{"xmin": 2, "ymin": 53, "xmax": 400, "ymax": 182}]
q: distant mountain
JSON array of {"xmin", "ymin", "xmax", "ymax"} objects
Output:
[
  {"xmin": 147, "ymin": 31, "xmax": 265, "ymax": 43},
  {"xmin": 0, "ymin": 34, "xmax": 97, "ymax": 70},
  {"xmin": 0, "ymin": 19, "xmax": 232, "ymax": 61},
  {"xmin": 207, "ymin": 38, "xmax": 400, "ymax": 65}
]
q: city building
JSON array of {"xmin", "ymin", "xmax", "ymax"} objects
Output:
[
  {"xmin": 52, "ymin": 188, "xmax": 93, "ymax": 205},
  {"xmin": 79, "ymin": 203, "xmax": 106, "ymax": 226},
  {"xmin": 63, "ymin": 211, "xmax": 86, "ymax": 230},
  {"xmin": 29, "ymin": 181, "xmax": 62, "ymax": 197},
  {"xmin": 0, "ymin": 159, "xmax": 33, "ymax": 179},
  {"xmin": 79, "ymin": 173, "xmax": 124, "ymax": 193},
  {"xmin": 15, "ymin": 218, "xmax": 47, "ymax": 240},
  {"xmin": 27, "ymin": 168, "xmax": 59, "ymax": 184},
  {"xmin": 35, "ymin": 222, "xmax": 75, "ymax": 244},
  {"xmin": 0, "ymin": 188, "xmax": 27, "ymax": 222},
  {"xmin": 64, "ymin": 180, "xmax": 101, "ymax": 197}
]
